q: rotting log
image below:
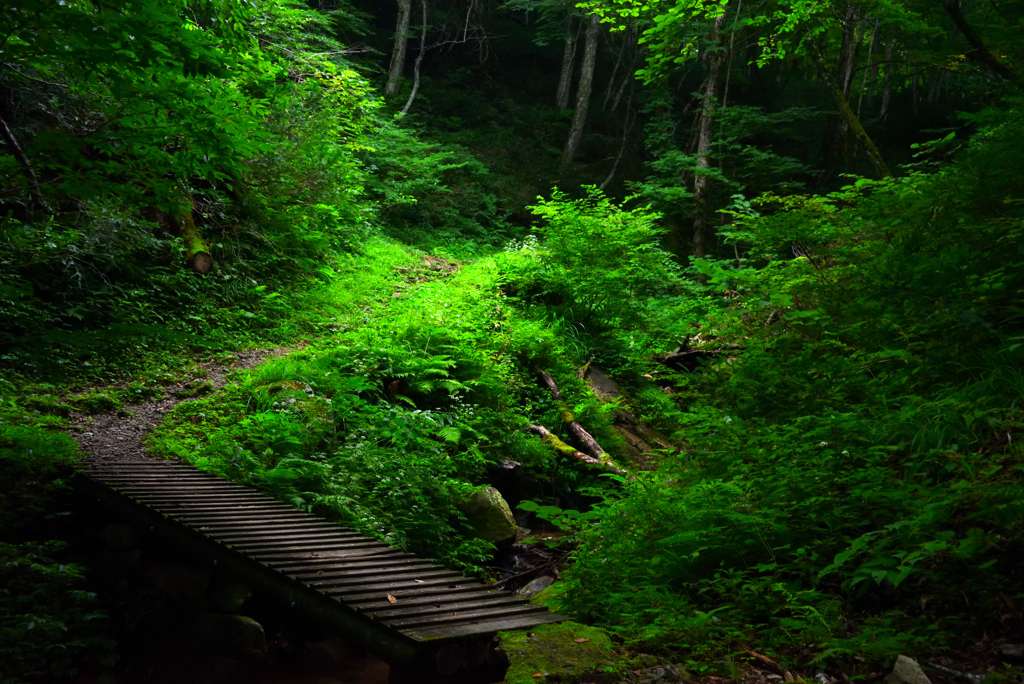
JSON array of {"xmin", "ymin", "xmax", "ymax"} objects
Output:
[
  {"xmin": 171, "ymin": 196, "xmax": 213, "ymax": 275},
  {"xmin": 526, "ymin": 425, "xmax": 625, "ymax": 475},
  {"xmin": 536, "ymin": 371, "xmax": 610, "ymax": 463}
]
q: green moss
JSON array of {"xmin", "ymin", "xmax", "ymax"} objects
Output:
[
  {"xmin": 21, "ymin": 394, "xmax": 75, "ymax": 417},
  {"xmin": 498, "ymin": 621, "xmax": 621, "ymax": 684},
  {"xmin": 71, "ymin": 391, "xmax": 121, "ymax": 414}
]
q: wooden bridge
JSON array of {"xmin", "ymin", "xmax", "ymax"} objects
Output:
[{"xmin": 77, "ymin": 459, "xmax": 563, "ymax": 679}]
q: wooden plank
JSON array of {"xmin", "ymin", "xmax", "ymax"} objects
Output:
[
  {"xmin": 151, "ymin": 500, "xmax": 297, "ymax": 511},
  {"xmin": 290, "ymin": 563, "xmax": 439, "ymax": 581},
  {"xmin": 188, "ymin": 515, "xmax": 322, "ymax": 527},
  {"xmin": 408, "ymin": 612, "xmax": 565, "ymax": 640},
  {"xmin": 213, "ymin": 531, "xmax": 363, "ymax": 545},
  {"xmin": 267, "ymin": 555, "xmax": 421, "ymax": 572},
  {"xmin": 385, "ymin": 604, "xmax": 549, "ymax": 630},
  {"xmin": 303, "ymin": 568, "xmax": 460, "ymax": 589},
  {"xmin": 354, "ymin": 588, "xmax": 508, "ymax": 611},
  {"xmin": 251, "ymin": 547, "xmax": 398, "ymax": 562},
  {"xmin": 365, "ymin": 595, "xmax": 523, "ymax": 621},
  {"xmin": 324, "ymin": 577, "xmax": 484, "ymax": 598}
]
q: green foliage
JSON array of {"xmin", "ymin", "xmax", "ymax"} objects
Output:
[
  {"xmin": 551, "ymin": 101, "xmax": 1024, "ymax": 665},
  {"xmin": 525, "ymin": 188, "xmax": 680, "ymax": 330},
  {"xmin": 0, "ymin": 541, "xmax": 116, "ymax": 682},
  {"xmin": 0, "ymin": 396, "xmax": 79, "ymax": 534}
]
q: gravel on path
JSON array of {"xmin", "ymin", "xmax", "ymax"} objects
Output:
[{"xmin": 69, "ymin": 347, "xmax": 291, "ymax": 463}]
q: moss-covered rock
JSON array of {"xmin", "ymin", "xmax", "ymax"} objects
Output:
[
  {"xmin": 175, "ymin": 379, "xmax": 216, "ymax": 398},
  {"xmin": 498, "ymin": 621, "xmax": 621, "ymax": 684},
  {"xmin": 458, "ymin": 485, "xmax": 517, "ymax": 546}
]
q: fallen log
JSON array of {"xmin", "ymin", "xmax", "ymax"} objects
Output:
[
  {"xmin": 536, "ymin": 371, "xmax": 609, "ymax": 462},
  {"xmin": 526, "ymin": 425, "xmax": 625, "ymax": 475}
]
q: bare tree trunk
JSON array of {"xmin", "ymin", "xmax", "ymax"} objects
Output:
[
  {"xmin": 720, "ymin": 0, "xmax": 743, "ymax": 112},
  {"xmin": 880, "ymin": 39, "xmax": 894, "ymax": 120},
  {"xmin": 818, "ymin": 60, "xmax": 892, "ymax": 178},
  {"xmin": 691, "ymin": 13, "xmax": 726, "ymax": 260},
  {"xmin": 941, "ymin": 0, "xmax": 1016, "ymax": 80},
  {"xmin": 599, "ymin": 85, "xmax": 634, "ymax": 190},
  {"xmin": 0, "ymin": 112, "xmax": 45, "ymax": 213},
  {"xmin": 816, "ymin": 3, "xmax": 859, "ymax": 186},
  {"xmin": 400, "ymin": 0, "xmax": 428, "ymax": 116},
  {"xmin": 912, "ymin": 71, "xmax": 918, "ymax": 116},
  {"xmin": 927, "ymin": 66, "xmax": 942, "ymax": 104},
  {"xmin": 602, "ymin": 28, "xmax": 629, "ymax": 110},
  {"xmin": 561, "ymin": 13, "xmax": 600, "ymax": 169},
  {"xmin": 555, "ymin": 16, "xmax": 579, "ymax": 110},
  {"xmin": 385, "ymin": 0, "xmax": 413, "ymax": 98},
  {"xmin": 857, "ymin": 18, "xmax": 880, "ymax": 118}
]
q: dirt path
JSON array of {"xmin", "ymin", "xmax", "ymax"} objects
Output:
[{"xmin": 69, "ymin": 347, "xmax": 291, "ymax": 463}]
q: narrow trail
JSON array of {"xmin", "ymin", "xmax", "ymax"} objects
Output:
[{"xmin": 68, "ymin": 347, "xmax": 292, "ymax": 461}]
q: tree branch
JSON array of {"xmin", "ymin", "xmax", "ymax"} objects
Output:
[
  {"xmin": 941, "ymin": 0, "xmax": 1016, "ymax": 80},
  {"xmin": 0, "ymin": 112, "xmax": 46, "ymax": 213}
]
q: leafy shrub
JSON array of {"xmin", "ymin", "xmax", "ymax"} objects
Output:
[
  {"xmin": 552, "ymin": 103, "xmax": 1024, "ymax": 665},
  {"xmin": 0, "ymin": 541, "xmax": 116, "ymax": 682}
]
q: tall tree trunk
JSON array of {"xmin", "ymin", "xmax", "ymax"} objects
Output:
[
  {"xmin": 818, "ymin": 60, "xmax": 892, "ymax": 178},
  {"xmin": 857, "ymin": 18, "xmax": 880, "ymax": 118},
  {"xmin": 0, "ymin": 112, "xmax": 45, "ymax": 214},
  {"xmin": 555, "ymin": 16, "xmax": 579, "ymax": 110},
  {"xmin": 912, "ymin": 71, "xmax": 919, "ymax": 116},
  {"xmin": 599, "ymin": 84, "xmax": 634, "ymax": 191},
  {"xmin": 880, "ymin": 39, "xmax": 894, "ymax": 120},
  {"xmin": 817, "ymin": 2, "xmax": 859, "ymax": 185},
  {"xmin": 720, "ymin": 0, "xmax": 743, "ymax": 112},
  {"xmin": 691, "ymin": 13, "xmax": 726, "ymax": 260},
  {"xmin": 941, "ymin": 0, "xmax": 1016, "ymax": 80},
  {"xmin": 602, "ymin": 28, "xmax": 632, "ymax": 110},
  {"xmin": 400, "ymin": 0, "xmax": 428, "ymax": 116},
  {"xmin": 560, "ymin": 13, "xmax": 599, "ymax": 170},
  {"xmin": 385, "ymin": 0, "xmax": 413, "ymax": 98}
]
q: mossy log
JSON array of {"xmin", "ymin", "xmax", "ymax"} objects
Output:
[
  {"xmin": 536, "ymin": 371, "xmax": 611, "ymax": 463},
  {"xmin": 171, "ymin": 198, "xmax": 213, "ymax": 275},
  {"xmin": 526, "ymin": 425, "xmax": 625, "ymax": 475}
]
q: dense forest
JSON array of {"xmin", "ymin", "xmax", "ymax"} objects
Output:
[{"xmin": 1, "ymin": 0, "xmax": 1023, "ymax": 681}]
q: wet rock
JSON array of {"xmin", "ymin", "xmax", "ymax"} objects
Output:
[
  {"xmin": 459, "ymin": 486, "xmax": 517, "ymax": 547},
  {"xmin": 1000, "ymin": 644, "xmax": 1024, "ymax": 662},
  {"xmin": 100, "ymin": 522, "xmax": 143, "ymax": 550},
  {"xmin": 147, "ymin": 561, "xmax": 210, "ymax": 603},
  {"xmin": 584, "ymin": 365, "xmax": 621, "ymax": 401},
  {"xmin": 194, "ymin": 613, "xmax": 266, "ymax": 663},
  {"xmin": 207, "ymin": 576, "xmax": 251, "ymax": 613},
  {"xmin": 514, "ymin": 575, "xmax": 555, "ymax": 600},
  {"xmin": 884, "ymin": 656, "xmax": 931, "ymax": 684}
]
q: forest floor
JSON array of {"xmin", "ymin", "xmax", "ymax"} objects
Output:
[{"xmin": 69, "ymin": 347, "xmax": 293, "ymax": 463}]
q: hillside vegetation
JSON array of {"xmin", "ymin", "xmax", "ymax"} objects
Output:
[{"xmin": 1, "ymin": 0, "xmax": 1022, "ymax": 681}]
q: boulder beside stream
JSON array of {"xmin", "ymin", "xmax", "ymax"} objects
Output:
[{"xmin": 458, "ymin": 486, "xmax": 517, "ymax": 548}]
